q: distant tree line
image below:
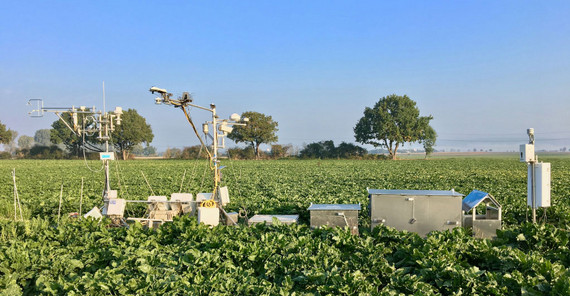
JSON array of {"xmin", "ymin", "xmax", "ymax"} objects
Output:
[
  {"xmin": 299, "ymin": 140, "xmax": 368, "ymax": 159},
  {"xmin": 0, "ymin": 108, "xmax": 155, "ymax": 160},
  {"xmin": 162, "ymin": 144, "xmax": 294, "ymax": 160}
]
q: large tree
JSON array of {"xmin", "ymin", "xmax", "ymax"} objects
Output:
[
  {"xmin": 422, "ymin": 125, "xmax": 437, "ymax": 158},
  {"xmin": 0, "ymin": 121, "xmax": 13, "ymax": 145},
  {"xmin": 337, "ymin": 142, "xmax": 368, "ymax": 158},
  {"xmin": 50, "ymin": 112, "xmax": 97, "ymax": 156},
  {"xmin": 111, "ymin": 109, "xmax": 154, "ymax": 160},
  {"xmin": 354, "ymin": 94, "xmax": 435, "ymax": 159},
  {"xmin": 6, "ymin": 130, "xmax": 18, "ymax": 154},
  {"xmin": 228, "ymin": 111, "xmax": 278, "ymax": 159},
  {"xmin": 34, "ymin": 129, "xmax": 52, "ymax": 146},
  {"xmin": 18, "ymin": 135, "xmax": 35, "ymax": 150}
]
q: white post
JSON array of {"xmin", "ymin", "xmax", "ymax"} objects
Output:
[
  {"xmin": 12, "ymin": 169, "xmax": 17, "ymax": 221},
  {"xmin": 528, "ymin": 161, "xmax": 536, "ymax": 224},
  {"xmin": 211, "ymin": 104, "xmax": 221, "ymax": 203}
]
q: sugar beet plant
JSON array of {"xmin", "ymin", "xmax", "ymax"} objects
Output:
[
  {"xmin": 0, "ymin": 217, "xmax": 568, "ymax": 295},
  {"xmin": 0, "ymin": 157, "xmax": 569, "ymax": 294}
]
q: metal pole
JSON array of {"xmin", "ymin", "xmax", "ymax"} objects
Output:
[
  {"xmin": 211, "ymin": 105, "xmax": 220, "ymax": 202},
  {"xmin": 104, "ymin": 144, "xmax": 110, "ymax": 197},
  {"xmin": 103, "ymin": 112, "xmax": 111, "ymax": 201},
  {"xmin": 529, "ymin": 130, "xmax": 536, "ymax": 224},
  {"xmin": 530, "ymin": 161, "xmax": 536, "ymax": 224}
]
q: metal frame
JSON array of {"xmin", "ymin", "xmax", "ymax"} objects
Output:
[
  {"xmin": 149, "ymin": 86, "xmax": 248, "ymax": 225},
  {"xmin": 28, "ymin": 99, "xmax": 123, "ymax": 202}
]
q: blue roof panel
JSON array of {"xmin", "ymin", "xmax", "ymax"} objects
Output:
[{"xmin": 462, "ymin": 190, "xmax": 490, "ymax": 212}]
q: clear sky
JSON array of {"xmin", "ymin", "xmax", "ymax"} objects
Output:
[{"xmin": 1, "ymin": 1, "xmax": 569, "ymax": 152}]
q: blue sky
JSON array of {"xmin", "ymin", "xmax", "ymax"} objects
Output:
[{"xmin": 2, "ymin": 1, "xmax": 569, "ymax": 152}]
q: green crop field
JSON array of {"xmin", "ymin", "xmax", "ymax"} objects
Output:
[{"xmin": 1, "ymin": 158, "xmax": 569, "ymax": 295}]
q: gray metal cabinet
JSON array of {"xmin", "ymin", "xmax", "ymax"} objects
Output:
[{"xmin": 369, "ymin": 189, "xmax": 463, "ymax": 237}]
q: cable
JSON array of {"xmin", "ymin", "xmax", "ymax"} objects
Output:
[
  {"xmin": 225, "ymin": 149, "xmax": 243, "ymax": 200},
  {"xmin": 81, "ymin": 120, "xmax": 104, "ymax": 173},
  {"xmin": 178, "ymin": 169, "xmax": 187, "ymax": 193},
  {"xmin": 200, "ymin": 200, "xmax": 217, "ymax": 208},
  {"xmin": 141, "ymin": 171, "xmax": 155, "ymax": 196},
  {"xmin": 181, "ymin": 106, "xmax": 213, "ymax": 161},
  {"xmin": 198, "ymin": 160, "xmax": 209, "ymax": 193},
  {"xmin": 184, "ymin": 144, "xmax": 205, "ymax": 192}
]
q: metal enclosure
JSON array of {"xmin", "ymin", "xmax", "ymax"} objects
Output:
[
  {"xmin": 219, "ymin": 186, "xmax": 230, "ymax": 206},
  {"xmin": 527, "ymin": 162, "xmax": 551, "ymax": 207},
  {"xmin": 520, "ymin": 144, "xmax": 535, "ymax": 162},
  {"xmin": 369, "ymin": 189, "xmax": 464, "ymax": 237},
  {"xmin": 308, "ymin": 204, "xmax": 360, "ymax": 235},
  {"xmin": 462, "ymin": 190, "xmax": 502, "ymax": 239},
  {"xmin": 248, "ymin": 215, "xmax": 299, "ymax": 226}
]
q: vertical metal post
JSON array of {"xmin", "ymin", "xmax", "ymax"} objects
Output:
[
  {"xmin": 13, "ymin": 170, "xmax": 17, "ymax": 221},
  {"xmin": 529, "ymin": 161, "xmax": 536, "ymax": 224},
  {"xmin": 103, "ymin": 113, "xmax": 111, "ymax": 201},
  {"xmin": 528, "ymin": 128, "xmax": 536, "ymax": 224},
  {"xmin": 211, "ymin": 104, "xmax": 221, "ymax": 202}
]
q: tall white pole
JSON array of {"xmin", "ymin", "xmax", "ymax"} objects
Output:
[
  {"xmin": 528, "ymin": 128, "xmax": 536, "ymax": 224},
  {"xmin": 528, "ymin": 161, "xmax": 536, "ymax": 223},
  {"xmin": 211, "ymin": 104, "xmax": 220, "ymax": 202}
]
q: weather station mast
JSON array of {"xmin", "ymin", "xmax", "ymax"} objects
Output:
[
  {"xmin": 149, "ymin": 86, "xmax": 248, "ymax": 213},
  {"xmin": 28, "ymin": 98, "xmax": 123, "ymax": 203},
  {"xmin": 520, "ymin": 128, "xmax": 551, "ymax": 224}
]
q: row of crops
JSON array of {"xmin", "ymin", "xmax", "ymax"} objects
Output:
[{"xmin": 1, "ymin": 158, "xmax": 569, "ymax": 294}]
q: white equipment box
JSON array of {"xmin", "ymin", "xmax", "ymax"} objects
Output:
[
  {"xmin": 196, "ymin": 193, "xmax": 213, "ymax": 202},
  {"xmin": 198, "ymin": 207, "xmax": 220, "ymax": 227},
  {"xmin": 528, "ymin": 162, "xmax": 551, "ymax": 207},
  {"xmin": 519, "ymin": 144, "xmax": 535, "ymax": 162},
  {"xmin": 84, "ymin": 206, "xmax": 102, "ymax": 219},
  {"xmin": 103, "ymin": 199, "xmax": 126, "ymax": 217},
  {"xmin": 219, "ymin": 186, "xmax": 230, "ymax": 206}
]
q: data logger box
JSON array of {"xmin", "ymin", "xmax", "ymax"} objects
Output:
[
  {"xmin": 528, "ymin": 162, "xmax": 551, "ymax": 207},
  {"xmin": 520, "ymin": 144, "xmax": 535, "ymax": 162},
  {"xmin": 102, "ymin": 199, "xmax": 126, "ymax": 217}
]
